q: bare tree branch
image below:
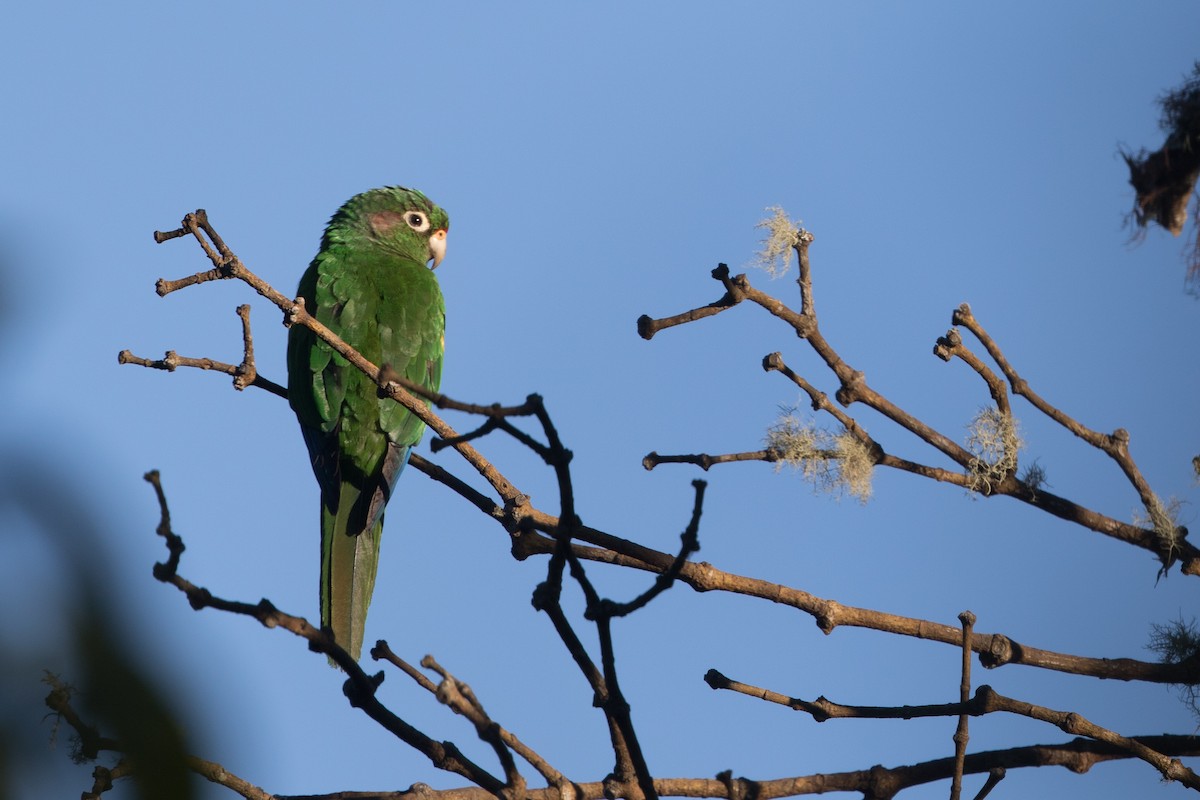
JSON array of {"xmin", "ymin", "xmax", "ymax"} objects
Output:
[
  {"xmin": 950, "ymin": 611, "xmax": 977, "ymax": 800},
  {"xmin": 273, "ymin": 735, "xmax": 1200, "ymax": 800},
  {"xmin": 951, "ymin": 302, "xmax": 1191, "ymax": 571},
  {"xmin": 705, "ymin": 670, "xmax": 1200, "ymax": 790},
  {"xmin": 373, "ymin": 643, "xmax": 573, "ymax": 795},
  {"xmin": 636, "ymin": 241, "xmax": 1199, "ymax": 576},
  {"xmin": 143, "ymin": 472, "xmax": 510, "ymax": 796}
]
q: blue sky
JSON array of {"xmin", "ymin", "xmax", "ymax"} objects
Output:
[{"xmin": 3, "ymin": 3, "xmax": 1200, "ymax": 799}]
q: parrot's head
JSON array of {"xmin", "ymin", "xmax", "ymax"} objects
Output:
[{"xmin": 327, "ymin": 186, "xmax": 450, "ymax": 268}]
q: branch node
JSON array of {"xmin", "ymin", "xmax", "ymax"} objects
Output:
[
  {"xmin": 188, "ymin": 587, "xmax": 212, "ymax": 611},
  {"xmin": 256, "ymin": 598, "xmax": 278, "ymax": 627},
  {"xmin": 636, "ymin": 314, "xmax": 656, "ymax": 341},
  {"xmin": 716, "ymin": 769, "xmax": 752, "ymax": 800},
  {"xmin": 978, "ymin": 634, "xmax": 1013, "ymax": 668},
  {"xmin": 762, "ymin": 352, "xmax": 784, "ymax": 372},
  {"xmin": 1061, "ymin": 711, "xmax": 1086, "ymax": 735},
  {"xmin": 834, "ymin": 370, "xmax": 866, "ymax": 406},
  {"xmin": 285, "ymin": 296, "xmax": 306, "ymax": 328}
]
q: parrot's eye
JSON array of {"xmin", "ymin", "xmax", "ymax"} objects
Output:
[{"xmin": 404, "ymin": 212, "xmax": 430, "ymax": 233}]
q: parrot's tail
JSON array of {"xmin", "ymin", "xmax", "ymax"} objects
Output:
[{"xmin": 320, "ymin": 481, "xmax": 383, "ymax": 666}]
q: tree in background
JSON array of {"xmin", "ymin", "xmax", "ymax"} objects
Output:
[{"xmin": 1124, "ymin": 61, "xmax": 1200, "ymax": 287}]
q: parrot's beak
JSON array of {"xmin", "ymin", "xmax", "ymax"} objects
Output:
[{"xmin": 429, "ymin": 229, "xmax": 447, "ymax": 268}]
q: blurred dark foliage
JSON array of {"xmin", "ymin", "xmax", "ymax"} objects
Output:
[{"xmin": 0, "ymin": 456, "xmax": 196, "ymax": 800}]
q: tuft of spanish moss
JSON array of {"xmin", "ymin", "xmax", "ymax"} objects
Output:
[
  {"xmin": 767, "ymin": 413, "xmax": 874, "ymax": 503},
  {"xmin": 752, "ymin": 207, "xmax": 805, "ymax": 279}
]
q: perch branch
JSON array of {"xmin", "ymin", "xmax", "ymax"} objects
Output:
[{"xmin": 138, "ymin": 208, "xmax": 529, "ymax": 514}]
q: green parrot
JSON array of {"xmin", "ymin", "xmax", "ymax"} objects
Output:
[{"xmin": 287, "ymin": 186, "xmax": 448, "ymax": 662}]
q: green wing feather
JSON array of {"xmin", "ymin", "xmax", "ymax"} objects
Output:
[{"xmin": 288, "ymin": 188, "xmax": 446, "ymax": 662}]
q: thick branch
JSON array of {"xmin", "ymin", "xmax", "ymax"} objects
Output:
[
  {"xmin": 496, "ymin": 505, "xmax": 1200, "ymax": 684},
  {"xmin": 707, "ymin": 670, "xmax": 1200, "ymax": 790},
  {"xmin": 277, "ymin": 735, "xmax": 1200, "ymax": 800}
]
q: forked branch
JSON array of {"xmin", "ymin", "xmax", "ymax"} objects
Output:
[{"xmin": 637, "ymin": 232, "xmax": 1198, "ymax": 575}]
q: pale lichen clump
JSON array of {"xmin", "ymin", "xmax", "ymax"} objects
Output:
[
  {"xmin": 964, "ymin": 407, "xmax": 1022, "ymax": 494},
  {"xmin": 753, "ymin": 207, "xmax": 805, "ymax": 278},
  {"xmin": 767, "ymin": 413, "xmax": 874, "ymax": 503},
  {"xmin": 1134, "ymin": 493, "xmax": 1184, "ymax": 569}
]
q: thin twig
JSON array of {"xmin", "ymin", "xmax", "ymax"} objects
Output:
[
  {"xmin": 970, "ymin": 768, "xmax": 1005, "ymax": 800},
  {"xmin": 118, "ymin": 349, "xmax": 286, "ymax": 398},
  {"xmin": 933, "ymin": 330, "xmax": 1010, "ymax": 416},
  {"xmin": 374, "ymin": 642, "xmax": 574, "ymax": 793},
  {"xmin": 636, "ymin": 264, "xmax": 745, "ymax": 340},
  {"xmin": 599, "ymin": 480, "xmax": 705, "ymax": 618},
  {"xmin": 642, "ymin": 450, "xmax": 778, "ymax": 471},
  {"xmin": 420, "ymin": 654, "xmax": 526, "ymax": 796},
  {"xmin": 950, "ymin": 611, "xmax": 976, "ymax": 800}
]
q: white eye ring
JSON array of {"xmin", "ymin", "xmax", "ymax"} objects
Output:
[{"xmin": 404, "ymin": 211, "xmax": 430, "ymax": 233}]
